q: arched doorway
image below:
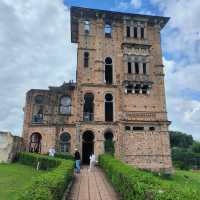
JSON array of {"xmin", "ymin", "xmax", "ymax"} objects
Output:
[
  {"xmin": 82, "ymin": 131, "xmax": 94, "ymax": 164},
  {"xmin": 29, "ymin": 132, "xmax": 42, "ymax": 153},
  {"xmin": 104, "ymin": 131, "xmax": 114, "ymax": 155}
]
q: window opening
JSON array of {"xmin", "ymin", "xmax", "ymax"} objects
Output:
[
  {"xmin": 128, "ymin": 62, "xmax": 132, "ymax": 74},
  {"xmin": 105, "ymin": 94, "xmax": 113, "ymax": 122},
  {"xmin": 134, "ymin": 27, "xmax": 137, "ymax": 38},
  {"xmin": 126, "ymin": 26, "xmax": 130, "ymax": 37},
  {"xmin": 105, "ymin": 57, "xmax": 113, "ymax": 84},
  {"xmin": 104, "ymin": 24, "xmax": 112, "ymax": 37},
  {"xmin": 83, "ymin": 93, "xmax": 94, "ymax": 121},
  {"xmin": 135, "ymin": 62, "xmax": 139, "ymax": 74},
  {"xmin": 60, "ymin": 96, "xmax": 71, "ymax": 114},
  {"xmin": 84, "ymin": 52, "xmax": 89, "ymax": 67}
]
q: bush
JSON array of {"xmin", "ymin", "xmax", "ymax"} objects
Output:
[
  {"xmin": 55, "ymin": 153, "xmax": 74, "ymax": 160},
  {"xmin": 99, "ymin": 154, "xmax": 200, "ymax": 200},
  {"xmin": 17, "ymin": 152, "xmax": 60, "ymax": 170},
  {"xmin": 17, "ymin": 152, "xmax": 74, "ymax": 200}
]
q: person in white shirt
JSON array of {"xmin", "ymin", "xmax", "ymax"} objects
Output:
[
  {"xmin": 49, "ymin": 147, "xmax": 56, "ymax": 157},
  {"xmin": 89, "ymin": 153, "xmax": 96, "ymax": 171}
]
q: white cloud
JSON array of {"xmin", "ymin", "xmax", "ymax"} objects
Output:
[
  {"xmin": 0, "ymin": 0, "xmax": 77, "ymax": 136},
  {"xmin": 130, "ymin": 0, "xmax": 142, "ymax": 9},
  {"xmin": 147, "ymin": 0, "xmax": 200, "ymax": 140}
]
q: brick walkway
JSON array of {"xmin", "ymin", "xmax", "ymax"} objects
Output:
[{"xmin": 68, "ymin": 166, "xmax": 119, "ymax": 200}]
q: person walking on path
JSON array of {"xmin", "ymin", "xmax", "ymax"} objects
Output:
[
  {"xmin": 74, "ymin": 148, "xmax": 81, "ymax": 173},
  {"xmin": 89, "ymin": 153, "xmax": 96, "ymax": 172}
]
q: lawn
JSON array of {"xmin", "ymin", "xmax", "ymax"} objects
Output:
[
  {"xmin": 163, "ymin": 169, "xmax": 200, "ymax": 192},
  {"xmin": 0, "ymin": 163, "xmax": 44, "ymax": 200}
]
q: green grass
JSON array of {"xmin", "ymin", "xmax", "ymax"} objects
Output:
[
  {"xmin": 0, "ymin": 163, "xmax": 44, "ymax": 200},
  {"xmin": 163, "ymin": 169, "xmax": 200, "ymax": 192}
]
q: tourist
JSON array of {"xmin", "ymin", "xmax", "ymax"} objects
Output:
[
  {"xmin": 74, "ymin": 148, "xmax": 81, "ymax": 173},
  {"xmin": 49, "ymin": 147, "xmax": 55, "ymax": 157},
  {"xmin": 89, "ymin": 153, "xmax": 96, "ymax": 171}
]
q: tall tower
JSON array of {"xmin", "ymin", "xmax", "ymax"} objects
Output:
[{"xmin": 71, "ymin": 7, "xmax": 172, "ymax": 171}]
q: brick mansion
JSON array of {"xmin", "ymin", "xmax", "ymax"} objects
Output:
[{"xmin": 22, "ymin": 6, "xmax": 172, "ymax": 171}]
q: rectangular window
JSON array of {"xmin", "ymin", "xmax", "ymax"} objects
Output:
[
  {"xmin": 126, "ymin": 26, "xmax": 130, "ymax": 37},
  {"xmin": 84, "ymin": 52, "xmax": 89, "ymax": 67},
  {"xmin": 135, "ymin": 84, "xmax": 140, "ymax": 94},
  {"xmin": 133, "ymin": 127, "xmax": 144, "ymax": 131},
  {"xmin": 127, "ymin": 85, "xmax": 132, "ymax": 94},
  {"xmin": 105, "ymin": 24, "xmax": 112, "ymax": 38},
  {"xmin": 141, "ymin": 27, "xmax": 144, "ymax": 39},
  {"xmin": 135, "ymin": 62, "xmax": 139, "ymax": 74},
  {"xmin": 84, "ymin": 21, "xmax": 90, "ymax": 34},
  {"xmin": 143, "ymin": 63, "xmax": 146, "ymax": 74},
  {"xmin": 134, "ymin": 27, "xmax": 137, "ymax": 38},
  {"xmin": 125, "ymin": 126, "xmax": 131, "ymax": 131},
  {"xmin": 128, "ymin": 62, "xmax": 132, "ymax": 74}
]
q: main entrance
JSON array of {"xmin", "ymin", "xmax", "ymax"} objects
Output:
[{"xmin": 82, "ymin": 131, "xmax": 94, "ymax": 164}]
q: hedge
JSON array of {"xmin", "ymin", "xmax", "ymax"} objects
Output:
[
  {"xmin": 99, "ymin": 154, "xmax": 200, "ymax": 200},
  {"xmin": 16, "ymin": 152, "xmax": 74, "ymax": 200},
  {"xmin": 54, "ymin": 153, "xmax": 74, "ymax": 160}
]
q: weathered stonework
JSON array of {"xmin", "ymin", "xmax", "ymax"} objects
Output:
[
  {"xmin": 22, "ymin": 7, "xmax": 172, "ymax": 172},
  {"xmin": 0, "ymin": 132, "xmax": 24, "ymax": 163}
]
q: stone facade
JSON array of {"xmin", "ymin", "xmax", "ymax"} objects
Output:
[
  {"xmin": 22, "ymin": 7, "xmax": 172, "ymax": 171},
  {"xmin": 0, "ymin": 132, "xmax": 24, "ymax": 163}
]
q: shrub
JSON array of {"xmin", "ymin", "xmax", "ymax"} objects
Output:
[
  {"xmin": 17, "ymin": 152, "xmax": 74, "ymax": 200},
  {"xmin": 55, "ymin": 153, "xmax": 74, "ymax": 160},
  {"xmin": 17, "ymin": 152, "xmax": 60, "ymax": 170},
  {"xmin": 99, "ymin": 154, "xmax": 200, "ymax": 200}
]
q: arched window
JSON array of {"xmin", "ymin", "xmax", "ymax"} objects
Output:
[
  {"xmin": 83, "ymin": 93, "xmax": 94, "ymax": 121},
  {"xmin": 105, "ymin": 93, "xmax": 113, "ymax": 122},
  {"xmin": 104, "ymin": 131, "xmax": 114, "ymax": 155},
  {"xmin": 59, "ymin": 132, "xmax": 71, "ymax": 153},
  {"xmin": 105, "ymin": 57, "xmax": 113, "ymax": 84},
  {"xmin": 60, "ymin": 96, "xmax": 71, "ymax": 114},
  {"xmin": 84, "ymin": 20, "xmax": 90, "ymax": 33},
  {"xmin": 104, "ymin": 23, "xmax": 112, "ymax": 37},
  {"xmin": 29, "ymin": 132, "xmax": 42, "ymax": 153}
]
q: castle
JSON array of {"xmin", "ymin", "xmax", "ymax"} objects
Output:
[{"xmin": 22, "ymin": 6, "xmax": 172, "ymax": 171}]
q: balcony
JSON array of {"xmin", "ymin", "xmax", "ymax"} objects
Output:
[
  {"xmin": 125, "ymin": 73, "xmax": 150, "ymax": 82},
  {"xmin": 83, "ymin": 112, "xmax": 94, "ymax": 122},
  {"xmin": 32, "ymin": 114, "xmax": 43, "ymax": 124}
]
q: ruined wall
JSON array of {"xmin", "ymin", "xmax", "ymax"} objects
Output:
[{"xmin": 0, "ymin": 132, "xmax": 24, "ymax": 163}]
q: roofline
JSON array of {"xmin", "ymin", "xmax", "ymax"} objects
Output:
[
  {"xmin": 70, "ymin": 6, "xmax": 170, "ymax": 43},
  {"xmin": 71, "ymin": 6, "xmax": 170, "ymax": 22}
]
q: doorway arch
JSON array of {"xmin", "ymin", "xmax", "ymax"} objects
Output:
[
  {"xmin": 29, "ymin": 132, "xmax": 42, "ymax": 153},
  {"xmin": 82, "ymin": 131, "xmax": 94, "ymax": 164}
]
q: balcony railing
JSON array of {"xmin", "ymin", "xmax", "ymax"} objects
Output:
[
  {"xmin": 32, "ymin": 114, "xmax": 43, "ymax": 124},
  {"xmin": 83, "ymin": 112, "xmax": 94, "ymax": 122},
  {"xmin": 125, "ymin": 73, "xmax": 149, "ymax": 82}
]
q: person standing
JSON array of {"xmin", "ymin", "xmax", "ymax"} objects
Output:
[
  {"xmin": 49, "ymin": 147, "xmax": 56, "ymax": 157},
  {"xmin": 89, "ymin": 153, "xmax": 96, "ymax": 172},
  {"xmin": 74, "ymin": 148, "xmax": 81, "ymax": 173}
]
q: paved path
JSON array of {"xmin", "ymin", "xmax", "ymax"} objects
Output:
[{"xmin": 68, "ymin": 166, "xmax": 119, "ymax": 200}]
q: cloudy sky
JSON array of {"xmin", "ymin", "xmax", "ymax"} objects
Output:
[{"xmin": 0, "ymin": 0, "xmax": 200, "ymax": 140}]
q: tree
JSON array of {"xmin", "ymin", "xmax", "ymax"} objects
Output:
[
  {"xmin": 192, "ymin": 141, "xmax": 200, "ymax": 153},
  {"xmin": 169, "ymin": 131, "xmax": 193, "ymax": 148}
]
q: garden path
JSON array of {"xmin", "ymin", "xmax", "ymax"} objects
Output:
[{"xmin": 68, "ymin": 166, "xmax": 119, "ymax": 200}]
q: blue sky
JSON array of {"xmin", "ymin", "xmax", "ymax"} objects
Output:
[{"xmin": 0, "ymin": 0, "xmax": 199, "ymax": 140}]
